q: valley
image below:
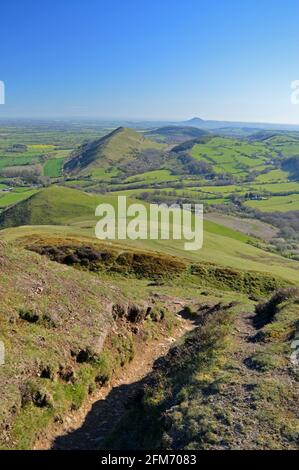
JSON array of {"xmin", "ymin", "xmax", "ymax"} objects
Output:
[{"xmin": 0, "ymin": 119, "xmax": 298, "ymax": 450}]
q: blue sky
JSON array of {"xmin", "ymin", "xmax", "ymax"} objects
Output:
[{"xmin": 0, "ymin": 0, "xmax": 299, "ymax": 122}]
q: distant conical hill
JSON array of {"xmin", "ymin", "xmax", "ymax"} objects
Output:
[{"xmin": 64, "ymin": 127, "xmax": 165, "ymax": 176}]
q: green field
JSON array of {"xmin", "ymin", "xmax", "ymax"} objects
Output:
[
  {"xmin": 1, "ymin": 123, "xmax": 299, "ymax": 217},
  {"xmin": 125, "ymin": 169, "xmax": 177, "ymax": 184},
  {"xmin": 190, "ymin": 137, "xmax": 272, "ymax": 176},
  {"xmin": 91, "ymin": 167, "xmax": 120, "ymax": 180},
  {"xmin": 246, "ymin": 194, "xmax": 299, "ymax": 212},
  {"xmin": 248, "ymin": 181, "xmax": 299, "ymax": 193},
  {"xmin": 0, "ymin": 188, "xmax": 38, "ymax": 208},
  {"xmin": 255, "ymin": 169, "xmax": 289, "ymax": 182},
  {"xmin": 43, "ymin": 158, "xmax": 65, "ymax": 177}
]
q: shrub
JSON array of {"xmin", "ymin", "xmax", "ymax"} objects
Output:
[
  {"xmin": 19, "ymin": 308, "xmax": 40, "ymax": 323},
  {"xmin": 254, "ymin": 288, "xmax": 299, "ymax": 329},
  {"xmin": 63, "ymin": 253, "xmax": 80, "ymax": 265},
  {"xmin": 21, "ymin": 381, "xmax": 53, "ymax": 408}
]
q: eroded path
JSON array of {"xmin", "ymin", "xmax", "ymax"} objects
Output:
[{"xmin": 34, "ymin": 311, "xmax": 195, "ymax": 450}]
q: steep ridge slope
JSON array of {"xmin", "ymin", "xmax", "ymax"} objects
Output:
[
  {"xmin": 0, "ymin": 240, "xmax": 114, "ymax": 448},
  {"xmin": 0, "ymin": 186, "xmax": 105, "ymax": 228},
  {"xmin": 64, "ymin": 127, "xmax": 165, "ymax": 176},
  {"xmin": 0, "ymin": 240, "xmax": 186, "ymax": 449}
]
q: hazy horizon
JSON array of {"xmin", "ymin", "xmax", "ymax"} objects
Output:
[{"xmin": 0, "ymin": 115, "xmax": 299, "ymax": 128}]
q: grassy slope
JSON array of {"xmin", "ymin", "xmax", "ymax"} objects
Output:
[
  {"xmin": 0, "ymin": 240, "xmax": 114, "ymax": 448},
  {"xmin": 0, "ymin": 186, "xmax": 298, "ymax": 283},
  {"xmin": 124, "ymin": 169, "xmax": 177, "ymax": 184},
  {"xmin": 0, "ymin": 236, "xmax": 296, "ymax": 449},
  {"xmin": 0, "ymin": 188, "xmax": 38, "ymax": 209},
  {"xmin": 1, "ymin": 125, "xmax": 299, "ymax": 452},
  {"xmin": 64, "ymin": 127, "xmax": 165, "ymax": 177},
  {"xmin": 0, "ymin": 239, "xmax": 187, "ymax": 449},
  {"xmin": 245, "ymin": 194, "xmax": 299, "ymax": 212},
  {"xmin": 91, "ymin": 130, "xmax": 299, "ymax": 214},
  {"xmin": 205, "ymin": 212, "xmax": 279, "ymax": 241},
  {"xmin": 0, "ymin": 186, "xmax": 108, "ymax": 227},
  {"xmin": 2, "ymin": 224, "xmax": 299, "ymax": 285},
  {"xmin": 108, "ymin": 292, "xmax": 299, "ymax": 450},
  {"xmin": 3, "ymin": 232, "xmax": 279, "ymax": 450},
  {"xmin": 43, "ymin": 158, "xmax": 64, "ymax": 178}
]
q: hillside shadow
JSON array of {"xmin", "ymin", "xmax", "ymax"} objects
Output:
[
  {"xmin": 52, "ymin": 309, "xmax": 199, "ymax": 450},
  {"xmin": 52, "ymin": 375, "xmax": 147, "ymax": 450}
]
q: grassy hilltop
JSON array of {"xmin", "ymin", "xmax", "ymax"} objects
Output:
[{"xmin": 64, "ymin": 127, "xmax": 165, "ymax": 178}]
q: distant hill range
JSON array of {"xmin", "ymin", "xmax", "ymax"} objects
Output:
[
  {"xmin": 144, "ymin": 125, "xmax": 209, "ymax": 143},
  {"xmin": 177, "ymin": 117, "xmax": 299, "ymax": 133},
  {"xmin": 97, "ymin": 117, "xmax": 299, "ymax": 134},
  {"xmin": 63, "ymin": 126, "xmax": 215, "ymax": 179}
]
